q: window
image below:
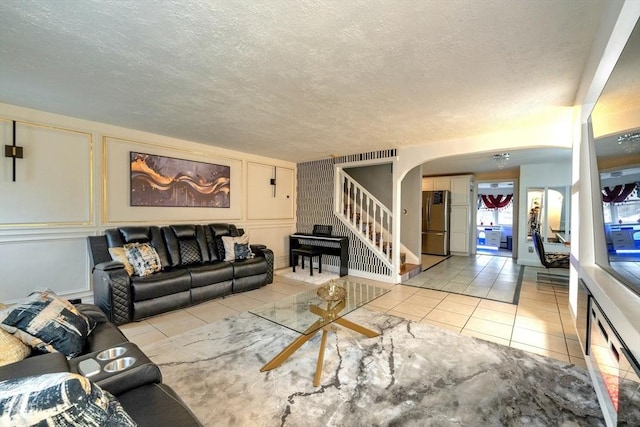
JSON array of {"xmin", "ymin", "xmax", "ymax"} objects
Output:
[
  {"xmin": 477, "ymin": 195, "xmax": 513, "ymax": 226},
  {"xmin": 477, "ymin": 204, "xmax": 513, "ymax": 226},
  {"xmin": 602, "ymin": 184, "xmax": 640, "ymax": 224}
]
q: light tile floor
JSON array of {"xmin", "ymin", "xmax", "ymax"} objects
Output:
[{"xmin": 120, "ymin": 257, "xmax": 585, "ymax": 367}]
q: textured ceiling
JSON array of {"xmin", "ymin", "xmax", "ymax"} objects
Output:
[{"xmin": 0, "ymin": 0, "xmax": 609, "ymax": 164}]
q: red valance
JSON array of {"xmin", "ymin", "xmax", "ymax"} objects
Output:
[
  {"xmin": 602, "ymin": 183, "xmax": 636, "ymax": 204},
  {"xmin": 481, "ymin": 194, "xmax": 513, "ymax": 210}
]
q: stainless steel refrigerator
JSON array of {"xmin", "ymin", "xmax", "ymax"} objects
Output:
[{"xmin": 422, "ymin": 190, "xmax": 450, "ymax": 255}]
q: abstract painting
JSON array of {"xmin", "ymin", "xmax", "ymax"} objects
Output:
[{"xmin": 130, "ymin": 152, "xmax": 230, "ymax": 207}]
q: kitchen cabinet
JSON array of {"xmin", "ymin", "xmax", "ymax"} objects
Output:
[
  {"xmin": 422, "ymin": 177, "xmax": 451, "ymax": 191},
  {"xmin": 434, "ymin": 178, "xmax": 451, "ymax": 191},
  {"xmin": 451, "ymin": 175, "xmax": 473, "ymax": 205},
  {"xmin": 422, "ymin": 178, "xmax": 434, "ymax": 191},
  {"xmin": 611, "ymin": 229, "xmax": 635, "ymax": 250},
  {"xmin": 478, "ymin": 227, "xmax": 501, "ymax": 247},
  {"xmin": 450, "ymin": 232, "xmax": 469, "ymax": 253},
  {"xmin": 450, "ymin": 205, "xmax": 470, "ymax": 253}
]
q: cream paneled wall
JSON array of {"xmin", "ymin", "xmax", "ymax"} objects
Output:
[
  {"xmin": 103, "ymin": 136, "xmax": 244, "ymax": 223},
  {"xmin": 247, "ymin": 162, "xmax": 295, "ymax": 220},
  {"xmin": 1, "ymin": 233, "xmax": 90, "ymax": 301},
  {"xmin": 0, "ymin": 103, "xmax": 296, "ymax": 303},
  {"xmin": 0, "ymin": 119, "xmax": 92, "ymax": 225}
]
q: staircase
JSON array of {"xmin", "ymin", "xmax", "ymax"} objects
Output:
[{"xmin": 334, "ymin": 170, "xmax": 395, "ymax": 270}]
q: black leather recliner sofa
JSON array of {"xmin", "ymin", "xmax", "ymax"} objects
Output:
[
  {"xmin": 88, "ymin": 223, "xmax": 274, "ymax": 325},
  {"xmin": 0, "ymin": 304, "xmax": 203, "ymax": 426}
]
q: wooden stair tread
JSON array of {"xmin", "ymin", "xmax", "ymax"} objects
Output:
[{"xmin": 399, "ymin": 263, "xmax": 419, "ymax": 275}]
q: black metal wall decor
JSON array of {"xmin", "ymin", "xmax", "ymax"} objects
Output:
[
  {"xmin": 270, "ymin": 166, "xmax": 277, "ymax": 197},
  {"xmin": 4, "ymin": 121, "xmax": 24, "ymax": 182}
]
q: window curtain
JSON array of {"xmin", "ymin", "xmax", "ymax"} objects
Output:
[
  {"xmin": 480, "ymin": 194, "xmax": 513, "ymax": 210},
  {"xmin": 602, "ymin": 183, "xmax": 637, "ymax": 204}
]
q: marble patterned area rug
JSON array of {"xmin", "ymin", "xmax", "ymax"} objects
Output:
[
  {"xmin": 275, "ymin": 268, "xmax": 340, "ymax": 285},
  {"xmin": 142, "ymin": 309, "xmax": 604, "ymax": 426}
]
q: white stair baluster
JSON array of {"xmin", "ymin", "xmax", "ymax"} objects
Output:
[{"xmin": 333, "ymin": 169, "xmax": 393, "ymax": 271}]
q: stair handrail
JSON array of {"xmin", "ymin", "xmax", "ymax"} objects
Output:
[{"xmin": 335, "ymin": 169, "xmax": 393, "ymax": 269}]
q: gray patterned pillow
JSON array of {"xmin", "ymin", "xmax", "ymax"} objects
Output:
[
  {"xmin": 124, "ymin": 242, "xmax": 162, "ymax": 276},
  {"xmin": 234, "ymin": 242, "xmax": 252, "ymax": 260},
  {"xmin": 221, "ymin": 234, "xmax": 253, "ymax": 261},
  {"xmin": 0, "ymin": 372, "xmax": 136, "ymax": 426},
  {"xmin": 0, "ymin": 290, "xmax": 95, "ymax": 359}
]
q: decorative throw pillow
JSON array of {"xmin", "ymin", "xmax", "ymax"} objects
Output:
[
  {"xmin": 0, "ymin": 372, "xmax": 136, "ymax": 426},
  {"xmin": 108, "ymin": 247, "xmax": 135, "ymax": 276},
  {"xmin": 221, "ymin": 234, "xmax": 253, "ymax": 261},
  {"xmin": 0, "ymin": 328, "xmax": 31, "ymax": 366},
  {"xmin": 234, "ymin": 242, "xmax": 252, "ymax": 260},
  {"xmin": 124, "ymin": 242, "xmax": 162, "ymax": 277},
  {"xmin": 0, "ymin": 290, "xmax": 95, "ymax": 359}
]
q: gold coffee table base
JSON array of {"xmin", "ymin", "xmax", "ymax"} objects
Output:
[{"xmin": 260, "ymin": 300, "xmax": 379, "ymax": 387}]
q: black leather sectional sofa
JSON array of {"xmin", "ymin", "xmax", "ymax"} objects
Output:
[
  {"xmin": 0, "ymin": 304, "xmax": 203, "ymax": 426},
  {"xmin": 88, "ymin": 223, "xmax": 274, "ymax": 325}
]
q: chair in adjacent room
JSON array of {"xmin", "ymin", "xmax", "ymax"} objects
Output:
[
  {"xmin": 532, "ymin": 229, "xmax": 570, "ymax": 288},
  {"xmin": 532, "ymin": 229, "xmax": 570, "ymax": 269}
]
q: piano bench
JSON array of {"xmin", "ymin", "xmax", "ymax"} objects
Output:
[{"xmin": 291, "ymin": 248, "xmax": 323, "ymax": 276}]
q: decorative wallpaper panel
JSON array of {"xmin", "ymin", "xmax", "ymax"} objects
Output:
[{"xmin": 297, "ymin": 150, "xmax": 397, "ymax": 276}]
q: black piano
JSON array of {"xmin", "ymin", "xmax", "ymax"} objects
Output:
[{"xmin": 289, "ymin": 225, "xmax": 349, "ymax": 276}]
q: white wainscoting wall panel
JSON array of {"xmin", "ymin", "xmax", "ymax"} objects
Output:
[
  {"xmin": 0, "ymin": 119, "xmax": 92, "ymax": 225},
  {"xmin": 243, "ymin": 223, "xmax": 296, "ymax": 270},
  {"xmin": 0, "ymin": 235, "xmax": 90, "ymax": 303},
  {"xmin": 247, "ymin": 163, "xmax": 295, "ymax": 220}
]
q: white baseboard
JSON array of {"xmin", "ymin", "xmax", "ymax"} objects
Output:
[{"xmin": 307, "ymin": 263, "xmax": 395, "ymax": 284}]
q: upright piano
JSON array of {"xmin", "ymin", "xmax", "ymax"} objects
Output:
[{"xmin": 289, "ymin": 233, "xmax": 349, "ymax": 276}]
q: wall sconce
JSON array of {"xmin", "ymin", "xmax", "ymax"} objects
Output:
[
  {"xmin": 492, "ymin": 153, "xmax": 510, "ymax": 169},
  {"xmin": 4, "ymin": 121, "xmax": 23, "ymax": 181},
  {"xmin": 4, "ymin": 145, "xmax": 23, "ymax": 158},
  {"xmin": 270, "ymin": 167, "xmax": 277, "ymax": 197}
]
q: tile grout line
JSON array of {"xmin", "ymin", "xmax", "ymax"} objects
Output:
[{"xmin": 126, "ymin": 263, "xmax": 578, "ymax": 365}]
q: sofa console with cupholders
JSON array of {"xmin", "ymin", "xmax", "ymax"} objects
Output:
[{"xmin": 0, "ymin": 300, "xmax": 203, "ymax": 426}]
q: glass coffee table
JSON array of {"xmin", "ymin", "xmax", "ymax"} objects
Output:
[{"xmin": 250, "ymin": 280, "xmax": 389, "ymax": 386}]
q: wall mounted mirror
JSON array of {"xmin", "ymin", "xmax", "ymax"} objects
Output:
[
  {"xmin": 526, "ymin": 186, "xmax": 570, "ymax": 244},
  {"xmin": 527, "ymin": 188, "xmax": 544, "ymax": 237},
  {"xmin": 590, "ymin": 18, "xmax": 640, "ymax": 295},
  {"xmin": 546, "ymin": 186, "xmax": 569, "ymax": 243}
]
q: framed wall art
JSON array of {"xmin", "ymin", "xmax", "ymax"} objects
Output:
[{"xmin": 130, "ymin": 151, "xmax": 230, "ymax": 207}]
